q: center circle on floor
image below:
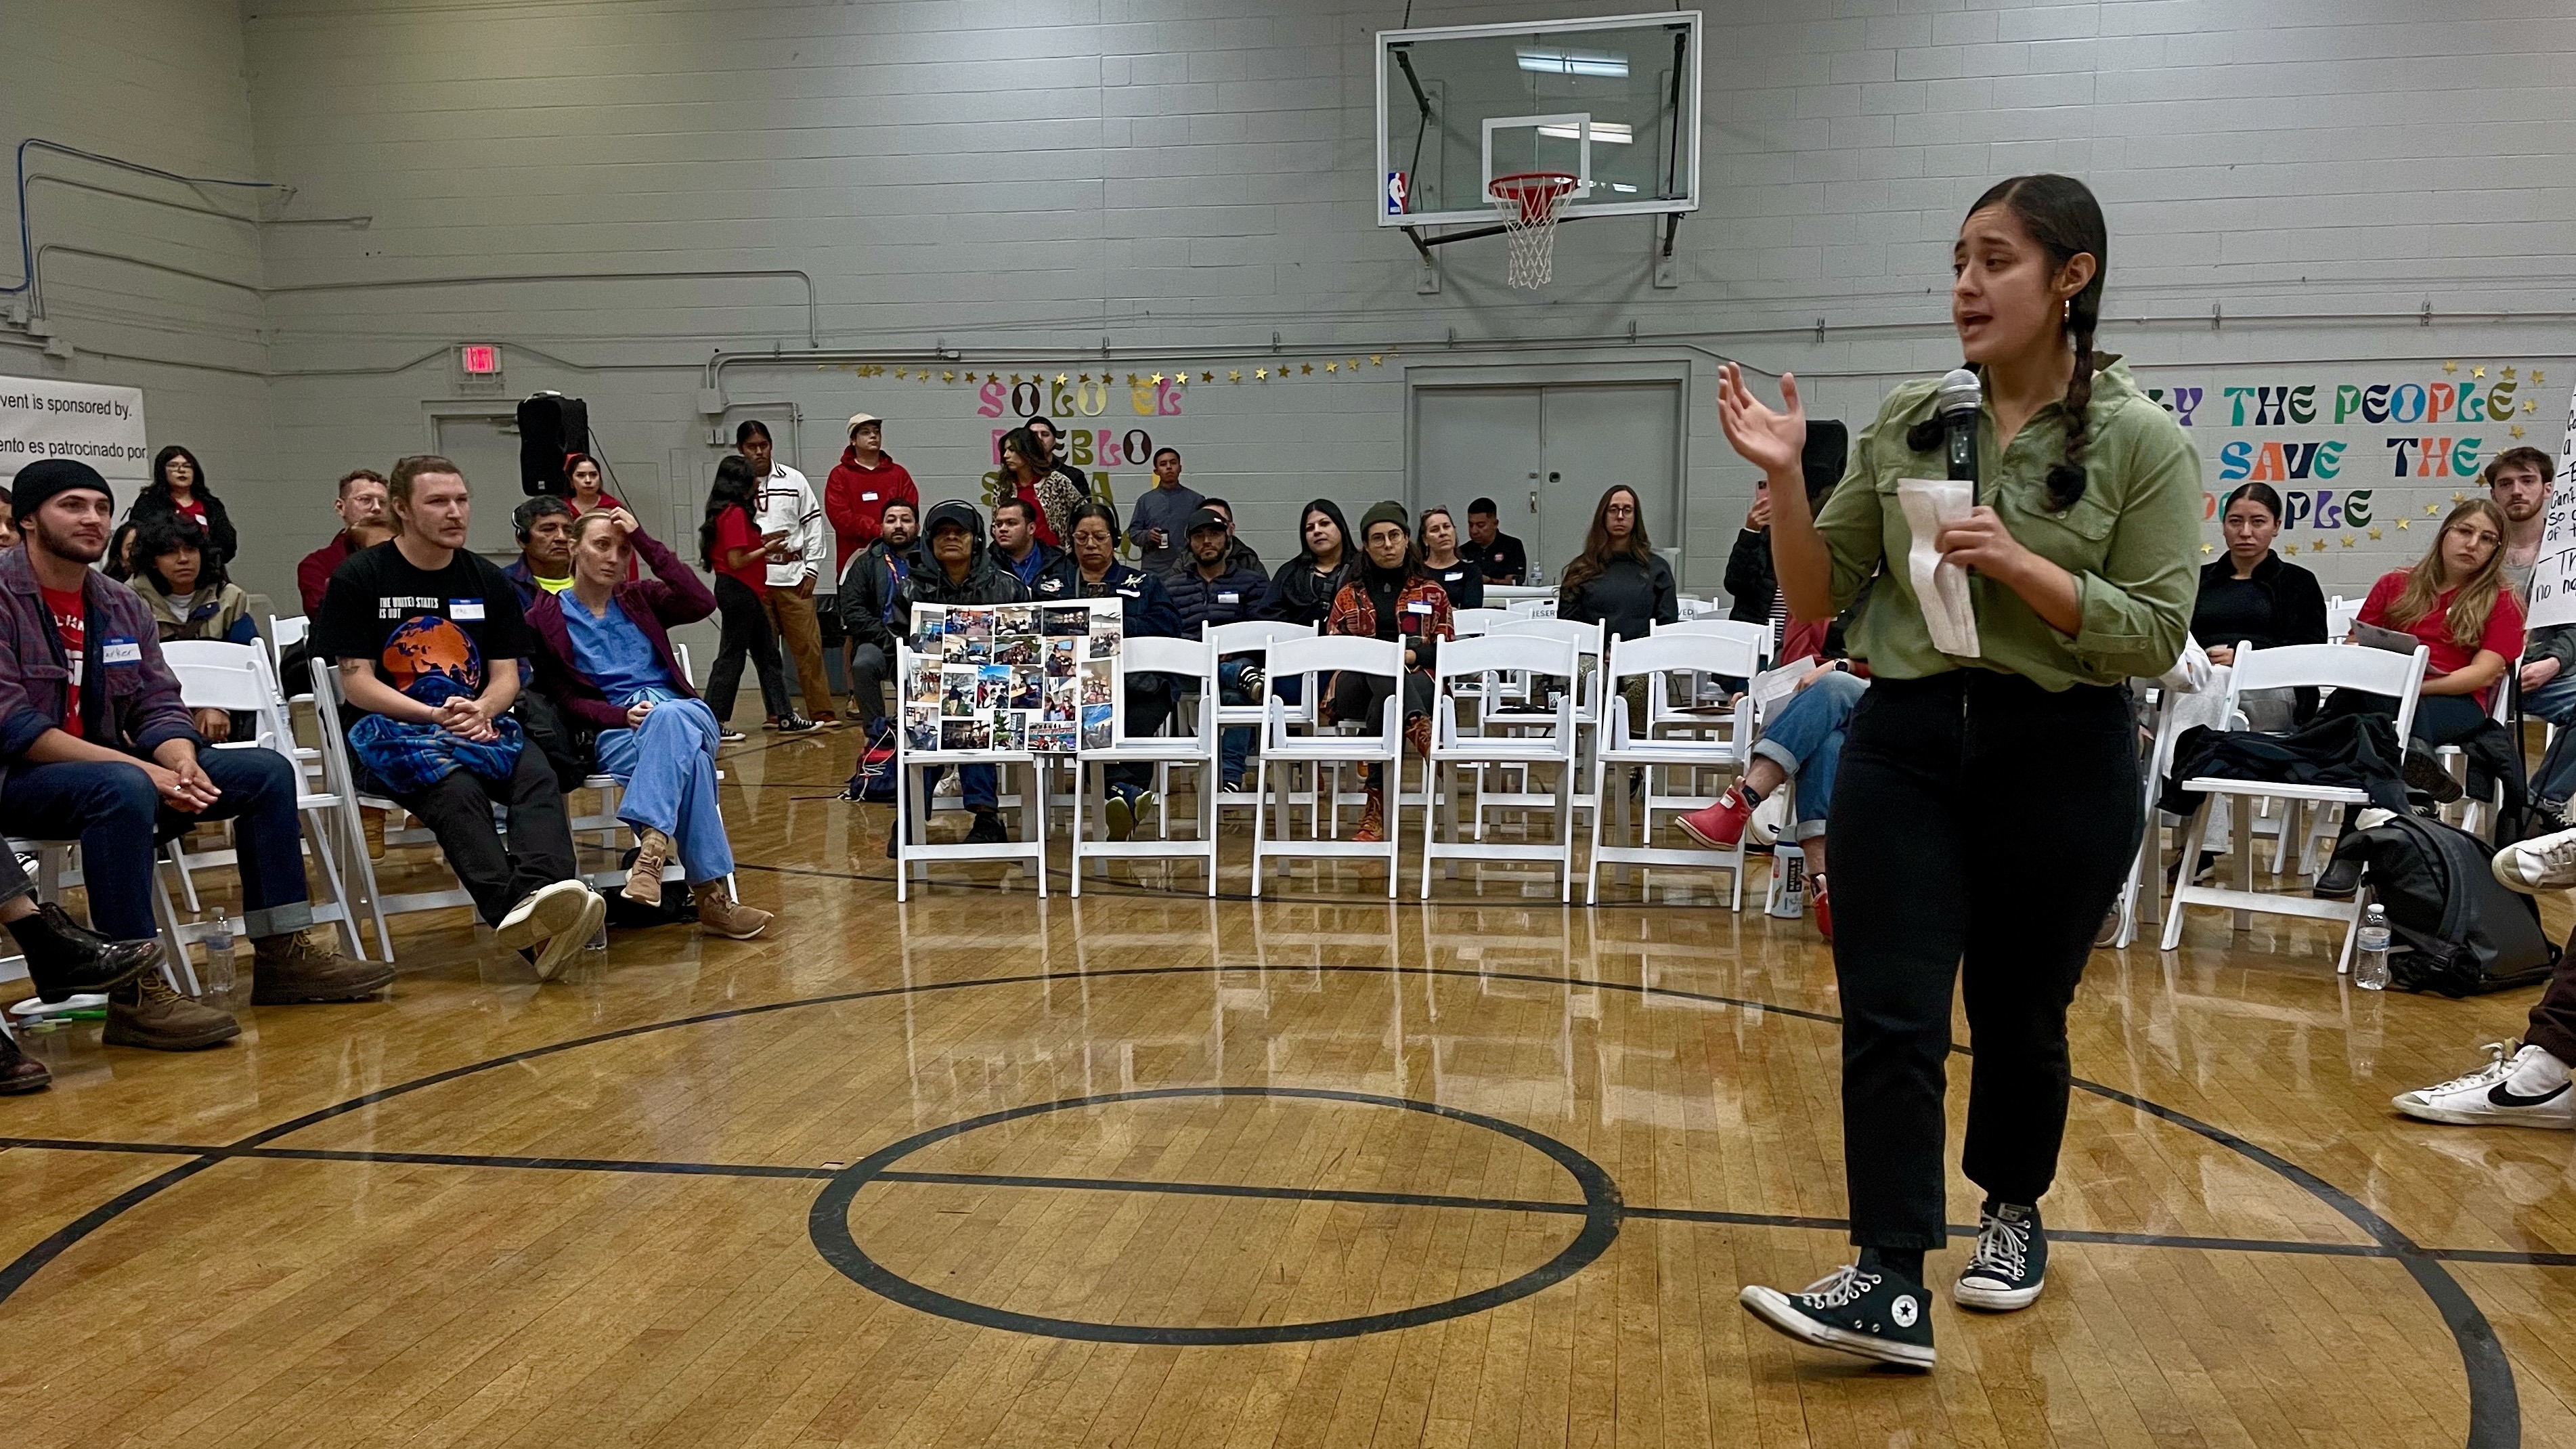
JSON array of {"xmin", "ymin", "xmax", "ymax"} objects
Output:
[{"xmin": 806, "ymin": 1085, "xmax": 1624, "ymax": 1344}]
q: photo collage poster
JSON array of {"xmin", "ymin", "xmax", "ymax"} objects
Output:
[{"xmin": 902, "ymin": 599, "xmax": 1122, "ymax": 755}]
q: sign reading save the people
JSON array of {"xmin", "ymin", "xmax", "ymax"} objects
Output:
[
  {"xmin": 2520, "ymin": 375, "xmax": 2576, "ymax": 631},
  {"xmin": 0, "ymin": 374, "xmax": 149, "ymax": 485}
]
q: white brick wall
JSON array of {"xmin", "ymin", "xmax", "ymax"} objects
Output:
[{"xmin": 9, "ymin": 0, "xmax": 2576, "ymax": 605}]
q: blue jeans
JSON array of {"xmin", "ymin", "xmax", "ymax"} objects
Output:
[
  {"xmin": 1214, "ymin": 657, "xmax": 1258, "ymax": 784},
  {"xmin": 594, "ymin": 698, "xmax": 732, "ymax": 884},
  {"xmin": 1, "ymin": 748, "xmax": 313, "ymax": 940},
  {"xmin": 1751, "ymin": 669, "xmax": 1866, "ymax": 843},
  {"xmin": 2525, "ymin": 670, "xmax": 2576, "ymax": 725}
]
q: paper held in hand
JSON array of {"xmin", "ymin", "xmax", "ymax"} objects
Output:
[
  {"xmin": 2522, "ymin": 374, "xmax": 2576, "ymax": 631},
  {"xmin": 1896, "ymin": 477, "xmax": 1982, "ymax": 658}
]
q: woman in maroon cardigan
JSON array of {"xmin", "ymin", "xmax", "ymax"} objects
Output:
[{"xmin": 527, "ymin": 509, "xmax": 770, "ymax": 939}]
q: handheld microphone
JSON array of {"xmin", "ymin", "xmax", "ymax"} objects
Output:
[{"xmin": 1936, "ymin": 368, "xmax": 1981, "ymax": 504}]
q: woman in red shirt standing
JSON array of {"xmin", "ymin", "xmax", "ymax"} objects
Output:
[{"xmin": 697, "ymin": 456, "xmax": 810, "ymax": 739}]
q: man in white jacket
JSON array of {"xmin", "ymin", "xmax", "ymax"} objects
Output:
[{"xmin": 737, "ymin": 418, "xmax": 836, "ymax": 727}]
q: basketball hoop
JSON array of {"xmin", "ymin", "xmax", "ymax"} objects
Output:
[{"xmin": 1488, "ymin": 172, "xmax": 1579, "ymax": 289}]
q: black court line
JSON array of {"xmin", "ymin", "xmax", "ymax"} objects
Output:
[
  {"xmin": 8, "ymin": 1136, "xmax": 2571, "ymax": 1270},
  {"xmin": 0, "ymin": 961, "xmax": 2524, "ymax": 1446}
]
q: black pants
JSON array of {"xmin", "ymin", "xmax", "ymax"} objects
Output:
[
  {"xmin": 706, "ymin": 574, "xmax": 791, "ymax": 726},
  {"xmin": 1828, "ymin": 671, "xmax": 2140, "ymax": 1251},
  {"xmin": 848, "ymin": 642, "xmax": 892, "ymax": 729},
  {"xmin": 369, "ymin": 749, "xmax": 580, "ymax": 928},
  {"xmin": 1329, "ymin": 669, "xmax": 1433, "ymax": 788},
  {"xmin": 2319, "ymin": 687, "xmax": 2487, "ymax": 748}
]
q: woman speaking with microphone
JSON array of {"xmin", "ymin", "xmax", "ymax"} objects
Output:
[{"xmin": 1724, "ymin": 175, "xmax": 2200, "ymax": 1369}]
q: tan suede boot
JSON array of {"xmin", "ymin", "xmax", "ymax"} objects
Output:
[
  {"xmin": 626, "ymin": 828, "xmax": 675, "ymax": 905},
  {"xmin": 693, "ymin": 882, "xmax": 772, "ymax": 940},
  {"xmin": 1353, "ymin": 782, "xmax": 1387, "ymax": 843},
  {"xmin": 250, "ymin": 929, "xmax": 395, "ymax": 1004},
  {"xmin": 105, "ymin": 972, "xmax": 240, "ymax": 1050}
]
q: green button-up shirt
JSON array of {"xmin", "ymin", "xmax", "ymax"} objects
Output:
[{"xmin": 1813, "ymin": 356, "xmax": 2201, "ymax": 691}]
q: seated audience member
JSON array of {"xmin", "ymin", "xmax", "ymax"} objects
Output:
[
  {"xmin": 2416, "ymin": 813, "xmax": 2576, "ymax": 1127},
  {"xmin": 825, "ymin": 413, "xmax": 918, "ymax": 571},
  {"xmin": 1458, "ymin": 496, "xmax": 1527, "ymax": 586},
  {"xmin": 1195, "ymin": 496, "xmax": 1264, "ymax": 577},
  {"xmin": 886, "ymin": 501, "xmax": 1030, "ymax": 855},
  {"xmin": 995, "ymin": 427, "xmax": 1061, "ymax": 548},
  {"xmin": 132, "ymin": 444, "xmax": 239, "ymax": 566},
  {"xmin": 1678, "ymin": 659, "xmax": 1864, "ymax": 938},
  {"xmin": 1726, "ymin": 477, "xmax": 1780, "ymax": 632},
  {"xmin": 1265, "ymin": 499, "xmax": 1356, "ymax": 630},
  {"xmin": 133, "ymin": 515, "xmax": 260, "ymax": 744},
  {"xmin": 1127, "ymin": 447, "xmax": 1203, "ymax": 576},
  {"xmin": 3, "ymin": 460, "xmax": 389, "ymax": 1046},
  {"xmin": 0, "ymin": 848, "xmax": 167, "ymax": 1091},
  {"xmin": 298, "ymin": 469, "xmax": 392, "ymax": 616},
  {"xmin": 992, "ymin": 495, "xmax": 1064, "ymax": 592},
  {"xmin": 504, "ymin": 495, "xmax": 578, "ymax": 607},
  {"xmin": 835, "ymin": 499, "xmax": 919, "ymax": 734},
  {"xmin": 2311, "ymin": 499, "xmax": 2523, "ymax": 894},
  {"xmin": 1559, "ymin": 485, "xmax": 1678, "ymax": 644},
  {"xmin": 527, "ymin": 509, "xmax": 770, "ymax": 939},
  {"xmin": 563, "ymin": 452, "xmax": 620, "ymax": 517},
  {"xmin": 1056, "ymin": 501, "xmax": 1185, "ymax": 838},
  {"xmin": 700, "ymin": 456, "xmax": 809, "ymax": 739},
  {"xmin": 1028, "ymin": 416, "xmax": 1114, "ymax": 546},
  {"xmin": 2191, "ymin": 482, "xmax": 2328, "ymax": 729},
  {"xmin": 104, "ymin": 521, "xmax": 140, "ymax": 582},
  {"xmin": 1165, "ymin": 506, "xmax": 1272, "ymax": 790},
  {"xmin": 0, "ymin": 484, "xmax": 14, "ymax": 549},
  {"xmin": 313, "ymin": 455, "xmax": 605, "ymax": 978},
  {"xmin": 2484, "ymin": 448, "xmax": 2576, "ymax": 724},
  {"xmin": 1326, "ymin": 501, "xmax": 1454, "ymax": 844},
  {"xmin": 1418, "ymin": 506, "xmax": 1485, "ymax": 611}
]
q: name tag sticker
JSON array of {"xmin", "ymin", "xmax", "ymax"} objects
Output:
[
  {"xmin": 861, "ymin": 492, "xmax": 879, "ymax": 502},
  {"xmin": 450, "ymin": 599, "xmax": 486, "ymax": 621},
  {"xmin": 102, "ymin": 639, "xmax": 143, "ymax": 665},
  {"xmin": 1406, "ymin": 601, "xmax": 1433, "ymax": 615},
  {"xmin": 1444, "ymin": 570, "xmax": 1464, "ymax": 582},
  {"xmin": 1217, "ymin": 591, "xmax": 1240, "ymax": 604}
]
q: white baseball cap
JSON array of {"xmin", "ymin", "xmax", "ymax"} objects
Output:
[{"xmin": 848, "ymin": 412, "xmax": 881, "ymax": 434}]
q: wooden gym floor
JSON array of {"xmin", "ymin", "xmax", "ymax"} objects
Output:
[{"xmin": 1, "ymin": 725, "xmax": 2572, "ymax": 1448}]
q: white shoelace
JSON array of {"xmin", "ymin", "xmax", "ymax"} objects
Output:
[
  {"xmin": 1796, "ymin": 1265, "xmax": 1877, "ymax": 1308},
  {"xmin": 1967, "ymin": 1213, "xmax": 2030, "ymax": 1282},
  {"xmin": 2519, "ymin": 835, "xmax": 2576, "ymax": 875},
  {"xmin": 2422, "ymin": 1041, "xmax": 2518, "ymax": 1097}
]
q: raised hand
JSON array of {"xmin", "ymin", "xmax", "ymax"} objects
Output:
[
  {"xmin": 1716, "ymin": 362, "xmax": 1808, "ymax": 478},
  {"xmin": 605, "ymin": 506, "xmax": 640, "ymax": 536}
]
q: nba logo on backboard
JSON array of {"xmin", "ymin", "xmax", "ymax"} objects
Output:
[{"xmin": 1385, "ymin": 171, "xmax": 1409, "ymax": 217}]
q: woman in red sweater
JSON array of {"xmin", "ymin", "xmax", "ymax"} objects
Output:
[{"xmin": 2342, "ymin": 497, "xmax": 2522, "ymax": 747}]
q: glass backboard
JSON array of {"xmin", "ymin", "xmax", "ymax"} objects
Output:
[{"xmin": 1377, "ymin": 11, "xmax": 1702, "ymax": 229}]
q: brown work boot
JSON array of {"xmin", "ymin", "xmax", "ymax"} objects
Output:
[
  {"xmin": 693, "ymin": 882, "xmax": 773, "ymax": 940},
  {"xmin": 1353, "ymin": 785, "xmax": 1387, "ymax": 844},
  {"xmin": 0, "ymin": 1031, "xmax": 50, "ymax": 1094},
  {"xmin": 361, "ymin": 806, "xmax": 387, "ymax": 861},
  {"xmin": 249, "ymin": 930, "xmax": 395, "ymax": 1004},
  {"xmin": 105, "ymin": 972, "xmax": 240, "ymax": 1051},
  {"xmin": 626, "ymin": 828, "xmax": 674, "ymax": 905}
]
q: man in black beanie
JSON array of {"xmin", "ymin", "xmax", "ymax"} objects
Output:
[{"xmin": 2, "ymin": 460, "xmax": 393, "ymax": 1056}]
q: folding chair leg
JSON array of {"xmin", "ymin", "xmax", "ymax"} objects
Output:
[
  {"xmin": 1418, "ymin": 759, "xmax": 1438, "ymax": 901},
  {"xmin": 2160, "ymin": 798, "xmax": 2215, "ymax": 952}
]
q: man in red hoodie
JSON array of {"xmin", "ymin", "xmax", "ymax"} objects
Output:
[{"xmin": 823, "ymin": 413, "xmax": 917, "ymax": 571}]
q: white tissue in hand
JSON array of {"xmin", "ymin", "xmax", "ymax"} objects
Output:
[{"xmin": 1896, "ymin": 477, "xmax": 1980, "ymax": 658}]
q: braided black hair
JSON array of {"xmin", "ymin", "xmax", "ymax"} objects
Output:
[{"xmin": 1906, "ymin": 175, "xmax": 2108, "ymax": 512}]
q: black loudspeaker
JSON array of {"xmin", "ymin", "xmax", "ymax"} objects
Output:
[
  {"xmin": 517, "ymin": 392, "xmax": 589, "ymax": 497},
  {"xmin": 1802, "ymin": 418, "xmax": 1850, "ymax": 505}
]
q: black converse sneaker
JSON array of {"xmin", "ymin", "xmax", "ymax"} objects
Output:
[
  {"xmin": 1955, "ymin": 1202, "xmax": 2047, "ymax": 1310},
  {"xmin": 1738, "ymin": 1257, "xmax": 1936, "ymax": 1368}
]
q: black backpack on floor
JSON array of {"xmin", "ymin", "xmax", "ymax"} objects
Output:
[{"xmin": 2328, "ymin": 813, "xmax": 2557, "ymax": 996}]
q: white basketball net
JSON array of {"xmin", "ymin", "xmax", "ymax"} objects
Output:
[{"xmin": 1489, "ymin": 174, "xmax": 1577, "ymax": 290}]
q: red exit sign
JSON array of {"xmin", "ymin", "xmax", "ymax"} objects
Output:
[{"xmin": 458, "ymin": 343, "xmax": 502, "ymax": 375}]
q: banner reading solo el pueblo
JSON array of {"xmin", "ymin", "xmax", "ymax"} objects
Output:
[{"xmin": 0, "ymin": 374, "xmax": 149, "ymax": 486}]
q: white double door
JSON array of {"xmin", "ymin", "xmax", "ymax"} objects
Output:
[{"xmin": 1412, "ymin": 381, "xmax": 1682, "ymax": 582}]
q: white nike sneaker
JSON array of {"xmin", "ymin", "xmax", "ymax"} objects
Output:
[
  {"xmin": 2493, "ymin": 827, "xmax": 2576, "ymax": 893},
  {"xmin": 2393, "ymin": 1042, "xmax": 2575, "ymax": 1129}
]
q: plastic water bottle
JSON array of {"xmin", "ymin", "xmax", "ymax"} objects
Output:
[
  {"xmin": 2354, "ymin": 905, "xmax": 2392, "ymax": 991},
  {"xmin": 202, "ymin": 912, "xmax": 236, "ymax": 998}
]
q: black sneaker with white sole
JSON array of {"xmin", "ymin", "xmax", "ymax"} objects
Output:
[
  {"xmin": 1955, "ymin": 1202, "xmax": 2047, "ymax": 1310},
  {"xmin": 1738, "ymin": 1257, "xmax": 1935, "ymax": 1369}
]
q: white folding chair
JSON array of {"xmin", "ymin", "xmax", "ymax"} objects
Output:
[
  {"xmin": 308, "ymin": 656, "xmax": 469, "ymax": 943},
  {"xmin": 1654, "ymin": 615, "xmax": 1774, "ymax": 713},
  {"xmin": 1468, "ymin": 616, "xmax": 1604, "ymax": 829},
  {"xmin": 1421, "ymin": 632, "xmax": 1579, "ymax": 900},
  {"xmin": 1504, "ymin": 598, "xmax": 1558, "ymax": 619},
  {"xmin": 2326, "ymin": 597, "xmax": 2362, "ymax": 644},
  {"xmin": 2161, "ymin": 639, "xmax": 2430, "ymax": 971},
  {"xmin": 1451, "ymin": 607, "xmax": 1512, "ymax": 638},
  {"xmin": 158, "ymin": 641, "xmax": 376, "ymax": 966},
  {"xmin": 1587, "ymin": 632, "xmax": 1766, "ymax": 907},
  {"xmin": 1074, "ymin": 636, "xmax": 1221, "ymax": 896},
  {"xmin": 1204, "ymin": 620, "xmax": 1316, "ymax": 821},
  {"xmin": 891, "ymin": 644, "xmax": 1049, "ymax": 900},
  {"xmin": 2436, "ymin": 678, "xmax": 2516, "ymax": 838},
  {"xmin": 1251, "ymin": 634, "xmax": 1405, "ymax": 897}
]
